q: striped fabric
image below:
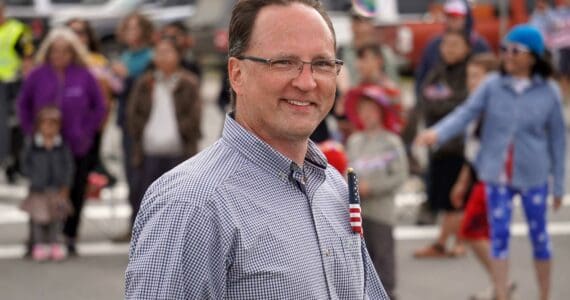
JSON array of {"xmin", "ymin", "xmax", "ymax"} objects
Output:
[
  {"xmin": 348, "ymin": 168, "xmax": 363, "ymax": 235},
  {"xmin": 125, "ymin": 115, "xmax": 389, "ymax": 299}
]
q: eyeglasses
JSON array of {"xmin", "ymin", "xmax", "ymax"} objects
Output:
[
  {"xmin": 235, "ymin": 55, "xmax": 344, "ymax": 78},
  {"xmin": 500, "ymin": 43, "xmax": 530, "ymax": 56}
]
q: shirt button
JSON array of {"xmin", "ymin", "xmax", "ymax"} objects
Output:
[{"xmin": 324, "ymin": 249, "xmax": 332, "ymax": 257}]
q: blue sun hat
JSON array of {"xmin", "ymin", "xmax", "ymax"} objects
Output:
[{"xmin": 504, "ymin": 24, "xmax": 545, "ymax": 57}]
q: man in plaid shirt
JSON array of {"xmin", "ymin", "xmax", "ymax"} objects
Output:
[{"xmin": 125, "ymin": 0, "xmax": 389, "ymax": 298}]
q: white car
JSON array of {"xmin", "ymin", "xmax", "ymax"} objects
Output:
[
  {"xmin": 50, "ymin": 0, "xmax": 195, "ymax": 54},
  {"xmin": 4, "ymin": 0, "xmax": 107, "ymax": 41}
]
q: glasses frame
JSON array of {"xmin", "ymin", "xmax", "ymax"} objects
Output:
[
  {"xmin": 235, "ymin": 55, "xmax": 344, "ymax": 77},
  {"xmin": 500, "ymin": 43, "xmax": 531, "ymax": 56}
]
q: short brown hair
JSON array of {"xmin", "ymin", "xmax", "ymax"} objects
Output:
[
  {"xmin": 468, "ymin": 53, "xmax": 499, "ymax": 73},
  {"xmin": 117, "ymin": 12, "xmax": 154, "ymax": 46},
  {"xmin": 228, "ymin": 0, "xmax": 336, "ymax": 109}
]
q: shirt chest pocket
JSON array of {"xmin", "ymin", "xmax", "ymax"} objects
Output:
[{"xmin": 334, "ymin": 234, "xmax": 364, "ymax": 291}]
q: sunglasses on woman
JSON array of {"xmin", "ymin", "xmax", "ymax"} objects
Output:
[{"xmin": 500, "ymin": 43, "xmax": 530, "ymax": 56}]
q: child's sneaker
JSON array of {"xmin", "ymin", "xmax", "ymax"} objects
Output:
[
  {"xmin": 51, "ymin": 244, "xmax": 67, "ymax": 261},
  {"xmin": 32, "ymin": 244, "xmax": 50, "ymax": 262}
]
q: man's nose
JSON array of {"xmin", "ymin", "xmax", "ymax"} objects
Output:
[{"xmin": 291, "ymin": 64, "xmax": 317, "ymax": 91}]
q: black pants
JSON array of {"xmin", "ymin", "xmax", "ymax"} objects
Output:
[
  {"xmin": 0, "ymin": 82, "xmax": 9, "ymax": 163},
  {"xmin": 363, "ymin": 218, "xmax": 396, "ymax": 300},
  {"xmin": 130, "ymin": 155, "xmax": 184, "ymax": 224},
  {"xmin": 63, "ymin": 144, "xmax": 98, "ymax": 240},
  {"xmin": 1, "ymin": 81, "xmax": 22, "ymax": 171},
  {"xmin": 121, "ymin": 132, "xmax": 142, "ymax": 227},
  {"xmin": 426, "ymin": 154, "xmax": 465, "ymax": 212}
]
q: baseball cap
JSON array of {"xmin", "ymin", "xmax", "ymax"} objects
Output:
[{"xmin": 444, "ymin": 0, "xmax": 468, "ymax": 17}]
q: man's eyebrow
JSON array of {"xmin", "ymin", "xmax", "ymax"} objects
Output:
[{"xmin": 270, "ymin": 53, "xmax": 336, "ymax": 61}]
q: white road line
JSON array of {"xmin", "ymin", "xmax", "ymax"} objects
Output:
[
  {"xmin": 0, "ymin": 242, "xmax": 130, "ymax": 260},
  {"xmin": 0, "ymin": 203, "xmax": 131, "ymax": 225},
  {"xmin": 0, "ymin": 223, "xmax": 570, "ymax": 260},
  {"xmin": 394, "ymin": 222, "xmax": 570, "ymax": 240}
]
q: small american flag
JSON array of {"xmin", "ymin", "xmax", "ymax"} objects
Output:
[{"xmin": 347, "ymin": 168, "xmax": 363, "ymax": 235}]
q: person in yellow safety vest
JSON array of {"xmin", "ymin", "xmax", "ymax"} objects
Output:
[
  {"xmin": 0, "ymin": 0, "xmax": 34, "ymax": 181},
  {"xmin": 0, "ymin": 1, "xmax": 34, "ymax": 82}
]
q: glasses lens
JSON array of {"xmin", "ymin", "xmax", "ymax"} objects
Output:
[
  {"xmin": 312, "ymin": 59, "xmax": 337, "ymax": 75},
  {"xmin": 267, "ymin": 57, "xmax": 342, "ymax": 78},
  {"xmin": 270, "ymin": 58, "xmax": 299, "ymax": 71}
]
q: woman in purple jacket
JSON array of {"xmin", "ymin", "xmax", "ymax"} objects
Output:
[{"xmin": 17, "ymin": 27, "xmax": 106, "ymax": 256}]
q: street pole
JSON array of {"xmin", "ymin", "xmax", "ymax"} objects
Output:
[{"xmin": 498, "ymin": 0, "xmax": 509, "ymax": 39}]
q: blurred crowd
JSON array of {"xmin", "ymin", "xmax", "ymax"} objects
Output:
[
  {"xmin": 0, "ymin": 2, "xmax": 204, "ymax": 262},
  {"xmin": 1, "ymin": 0, "xmax": 569, "ymax": 299}
]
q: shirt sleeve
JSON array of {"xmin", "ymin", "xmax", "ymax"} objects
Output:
[
  {"xmin": 16, "ymin": 71, "xmax": 37, "ymax": 136},
  {"xmin": 85, "ymin": 71, "xmax": 106, "ymax": 135},
  {"xmin": 362, "ymin": 239, "xmax": 390, "ymax": 299},
  {"xmin": 367, "ymin": 136, "xmax": 409, "ymax": 198},
  {"xmin": 125, "ymin": 183, "xmax": 231, "ymax": 299},
  {"xmin": 433, "ymin": 74, "xmax": 493, "ymax": 147},
  {"xmin": 546, "ymin": 83, "xmax": 566, "ymax": 197},
  {"xmin": 14, "ymin": 28, "xmax": 35, "ymax": 58},
  {"xmin": 414, "ymin": 37, "xmax": 441, "ymax": 97}
]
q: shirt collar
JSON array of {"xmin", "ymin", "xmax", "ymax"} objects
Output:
[
  {"xmin": 153, "ymin": 70, "xmax": 180, "ymax": 86},
  {"xmin": 34, "ymin": 133, "xmax": 62, "ymax": 147},
  {"xmin": 221, "ymin": 114, "xmax": 328, "ymax": 182},
  {"xmin": 501, "ymin": 74, "xmax": 545, "ymax": 89}
]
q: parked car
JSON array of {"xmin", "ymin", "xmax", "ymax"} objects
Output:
[{"xmin": 4, "ymin": 0, "xmax": 105, "ymax": 43}]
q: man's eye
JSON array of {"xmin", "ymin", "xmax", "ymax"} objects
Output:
[
  {"xmin": 272, "ymin": 59, "xmax": 295, "ymax": 67},
  {"xmin": 313, "ymin": 60, "xmax": 335, "ymax": 68}
]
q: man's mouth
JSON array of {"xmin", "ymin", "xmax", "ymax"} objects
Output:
[{"xmin": 284, "ymin": 99, "xmax": 312, "ymax": 107}]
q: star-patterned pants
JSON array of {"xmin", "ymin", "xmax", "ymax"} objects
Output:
[{"xmin": 485, "ymin": 183, "xmax": 551, "ymax": 260}]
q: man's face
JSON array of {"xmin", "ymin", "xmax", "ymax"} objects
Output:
[
  {"xmin": 446, "ymin": 15, "xmax": 466, "ymax": 32},
  {"xmin": 351, "ymin": 18, "xmax": 376, "ymax": 47},
  {"xmin": 440, "ymin": 33, "xmax": 469, "ymax": 65},
  {"xmin": 356, "ymin": 49, "xmax": 383, "ymax": 82},
  {"xmin": 153, "ymin": 40, "xmax": 180, "ymax": 73},
  {"xmin": 229, "ymin": 4, "xmax": 336, "ymax": 145},
  {"xmin": 162, "ymin": 26, "xmax": 189, "ymax": 51}
]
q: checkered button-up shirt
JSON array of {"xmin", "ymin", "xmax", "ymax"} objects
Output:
[{"xmin": 125, "ymin": 115, "xmax": 389, "ymax": 299}]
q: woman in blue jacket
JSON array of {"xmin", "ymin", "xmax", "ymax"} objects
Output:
[{"xmin": 416, "ymin": 25, "xmax": 566, "ymax": 300}]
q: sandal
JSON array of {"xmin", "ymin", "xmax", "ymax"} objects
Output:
[
  {"xmin": 413, "ymin": 243, "xmax": 448, "ymax": 258},
  {"xmin": 448, "ymin": 244, "xmax": 467, "ymax": 257}
]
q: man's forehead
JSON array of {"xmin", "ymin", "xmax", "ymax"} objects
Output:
[{"xmin": 249, "ymin": 3, "xmax": 334, "ymax": 51}]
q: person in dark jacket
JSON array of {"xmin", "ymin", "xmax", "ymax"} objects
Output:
[
  {"xmin": 414, "ymin": 0, "xmax": 490, "ymax": 96},
  {"xmin": 407, "ymin": 0, "xmax": 491, "ymax": 226},
  {"xmin": 413, "ymin": 29, "xmax": 471, "ymax": 258},
  {"xmin": 127, "ymin": 36, "xmax": 201, "ymax": 228},
  {"xmin": 20, "ymin": 106, "xmax": 74, "ymax": 262}
]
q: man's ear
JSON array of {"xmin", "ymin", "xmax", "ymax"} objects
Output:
[{"xmin": 228, "ymin": 57, "xmax": 244, "ymax": 96}]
